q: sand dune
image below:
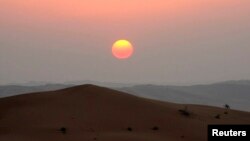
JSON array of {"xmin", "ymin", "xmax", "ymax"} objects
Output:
[{"xmin": 0, "ymin": 84, "xmax": 249, "ymax": 141}]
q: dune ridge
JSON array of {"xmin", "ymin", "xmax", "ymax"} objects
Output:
[{"xmin": 0, "ymin": 84, "xmax": 250, "ymax": 141}]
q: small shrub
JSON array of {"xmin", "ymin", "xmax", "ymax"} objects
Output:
[
  {"xmin": 215, "ymin": 114, "xmax": 220, "ymax": 119},
  {"xmin": 151, "ymin": 126, "xmax": 159, "ymax": 131},
  {"xmin": 127, "ymin": 127, "xmax": 133, "ymax": 131},
  {"xmin": 224, "ymin": 104, "xmax": 230, "ymax": 114},
  {"xmin": 179, "ymin": 106, "xmax": 190, "ymax": 117},
  {"xmin": 59, "ymin": 127, "xmax": 67, "ymax": 134},
  {"xmin": 224, "ymin": 104, "xmax": 230, "ymax": 109}
]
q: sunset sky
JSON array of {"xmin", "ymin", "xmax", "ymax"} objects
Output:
[{"xmin": 0, "ymin": 0, "xmax": 250, "ymax": 85}]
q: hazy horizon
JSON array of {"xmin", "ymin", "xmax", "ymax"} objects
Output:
[
  {"xmin": 3, "ymin": 79, "xmax": 250, "ymax": 87},
  {"xmin": 1, "ymin": 0, "xmax": 250, "ymax": 85}
]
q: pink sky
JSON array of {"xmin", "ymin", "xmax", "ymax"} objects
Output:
[
  {"xmin": 1, "ymin": 0, "xmax": 248, "ymax": 26},
  {"xmin": 0, "ymin": 0, "xmax": 250, "ymax": 85}
]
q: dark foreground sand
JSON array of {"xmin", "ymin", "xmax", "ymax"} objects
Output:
[{"xmin": 0, "ymin": 84, "xmax": 249, "ymax": 141}]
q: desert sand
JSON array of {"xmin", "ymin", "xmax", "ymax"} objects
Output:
[{"xmin": 0, "ymin": 84, "xmax": 249, "ymax": 141}]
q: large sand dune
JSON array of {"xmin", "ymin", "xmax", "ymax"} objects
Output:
[{"xmin": 0, "ymin": 84, "xmax": 249, "ymax": 141}]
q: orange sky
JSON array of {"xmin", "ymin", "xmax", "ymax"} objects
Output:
[
  {"xmin": 2, "ymin": 0, "xmax": 248, "ymax": 22},
  {"xmin": 1, "ymin": 0, "xmax": 249, "ymax": 42},
  {"xmin": 0, "ymin": 0, "xmax": 250, "ymax": 84},
  {"xmin": 1, "ymin": 0, "xmax": 249, "ymax": 35}
]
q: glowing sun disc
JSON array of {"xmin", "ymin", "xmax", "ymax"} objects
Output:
[{"xmin": 112, "ymin": 40, "xmax": 134, "ymax": 59}]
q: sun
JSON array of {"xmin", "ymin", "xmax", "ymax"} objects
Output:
[{"xmin": 112, "ymin": 39, "xmax": 134, "ymax": 59}]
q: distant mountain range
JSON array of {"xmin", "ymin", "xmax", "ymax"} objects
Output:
[
  {"xmin": 118, "ymin": 81, "xmax": 250, "ymax": 112},
  {"xmin": 1, "ymin": 80, "xmax": 250, "ymax": 111},
  {"xmin": 6, "ymin": 80, "xmax": 136, "ymax": 87},
  {"xmin": 0, "ymin": 84, "xmax": 72, "ymax": 98}
]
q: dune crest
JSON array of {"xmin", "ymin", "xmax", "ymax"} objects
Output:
[{"xmin": 0, "ymin": 84, "xmax": 250, "ymax": 141}]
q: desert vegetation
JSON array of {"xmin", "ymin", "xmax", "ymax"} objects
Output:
[
  {"xmin": 127, "ymin": 127, "xmax": 133, "ymax": 132},
  {"xmin": 59, "ymin": 127, "xmax": 67, "ymax": 134},
  {"xmin": 151, "ymin": 126, "xmax": 159, "ymax": 131},
  {"xmin": 224, "ymin": 104, "xmax": 230, "ymax": 114},
  {"xmin": 178, "ymin": 106, "xmax": 191, "ymax": 117},
  {"xmin": 215, "ymin": 114, "xmax": 221, "ymax": 119}
]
